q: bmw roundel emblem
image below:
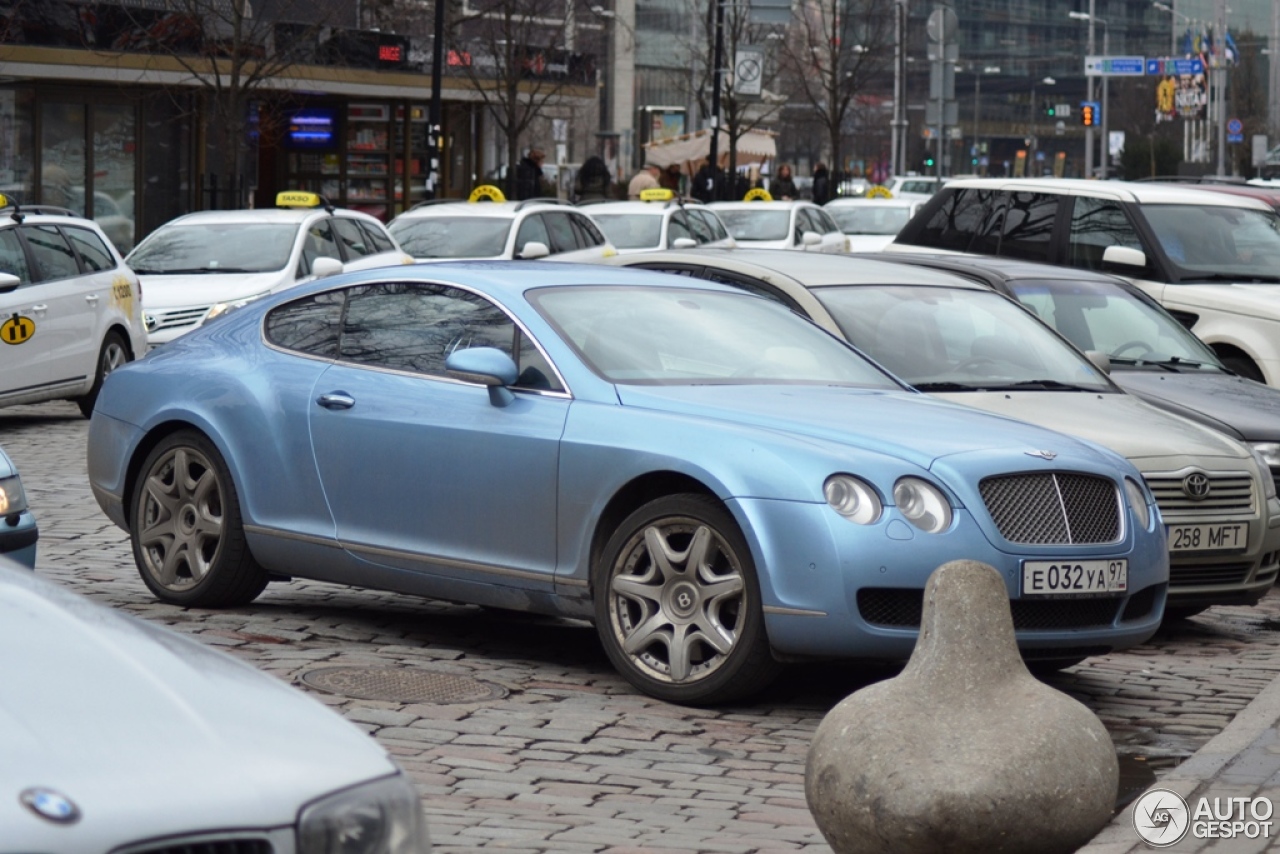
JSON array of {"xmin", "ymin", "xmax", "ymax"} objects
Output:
[
  {"xmin": 20, "ymin": 787, "xmax": 81, "ymax": 824},
  {"xmin": 1182, "ymin": 472, "xmax": 1212, "ymax": 500}
]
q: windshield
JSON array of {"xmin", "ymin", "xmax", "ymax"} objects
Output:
[
  {"xmin": 826, "ymin": 206, "xmax": 911, "ymax": 235},
  {"xmin": 388, "ymin": 216, "xmax": 512, "ymax": 258},
  {"xmin": 590, "ymin": 213, "xmax": 663, "ymax": 249},
  {"xmin": 715, "ymin": 209, "xmax": 791, "ymax": 241},
  {"xmin": 531, "ymin": 285, "xmax": 901, "ymax": 387},
  {"xmin": 812, "ymin": 285, "xmax": 1114, "ymax": 391},
  {"xmin": 1008, "ymin": 279, "xmax": 1223, "ymax": 369},
  {"xmin": 1137, "ymin": 203, "xmax": 1280, "ymax": 282},
  {"xmin": 127, "ymin": 223, "xmax": 298, "ymax": 273}
]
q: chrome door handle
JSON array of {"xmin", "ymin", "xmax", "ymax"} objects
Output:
[
  {"xmin": 85, "ymin": 294, "xmax": 99, "ymax": 303},
  {"xmin": 316, "ymin": 392, "xmax": 355, "ymax": 410},
  {"xmin": 30, "ymin": 303, "xmax": 47, "ymax": 313}
]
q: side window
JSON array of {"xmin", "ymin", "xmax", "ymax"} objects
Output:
[
  {"xmin": 340, "ymin": 282, "xmax": 519, "ymax": 376},
  {"xmin": 814, "ymin": 209, "xmax": 841, "ymax": 234},
  {"xmin": 901, "ymin": 188, "xmax": 1000, "ymax": 253},
  {"xmin": 683, "ymin": 210, "xmax": 714, "ymax": 243},
  {"xmin": 998, "ymin": 192, "xmax": 1060, "ymax": 262},
  {"xmin": 357, "ymin": 220, "xmax": 395, "ymax": 253},
  {"xmin": 515, "ymin": 330, "xmax": 565, "ymax": 392},
  {"xmin": 696, "ymin": 210, "xmax": 730, "ymax": 242},
  {"xmin": 299, "ymin": 220, "xmax": 341, "ymax": 277},
  {"xmin": 265, "ymin": 289, "xmax": 346, "ymax": 358},
  {"xmin": 23, "ymin": 225, "xmax": 80, "ymax": 281},
  {"xmin": 668, "ymin": 212, "xmax": 694, "ymax": 244},
  {"xmin": 64, "ymin": 226, "xmax": 117, "ymax": 272},
  {"xmin": 569, "ymin": 213, "xmax": 606, "ymax": 247},
  {"xmin": 542, "ymin": 213, "xmax": 580, "ymax": 254},
  {"xmin": 1067, "ymin": 197, "xmax": 1147, "ymax": 273},
  {"xmin": 515, "ymin": 214, "xmax": 551, "ymax": 255},
  {"xmin": 332, "ymin": 217, "xmax": 374, "ymax": 259},
  {"xmin": 0, "ymin": 228, "xmax": 32, "ymax": 284}
]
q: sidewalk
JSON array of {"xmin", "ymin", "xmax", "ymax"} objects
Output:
[{"xmin": 1081, "ymin": 668, "xmax": 1280, "ymax": 853}]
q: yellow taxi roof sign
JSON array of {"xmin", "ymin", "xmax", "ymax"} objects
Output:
[
  {"xmin": 276, "ymin": 191, "xmax": 323, "ymax": 208},
  {"xmin": 743, "ymin": 188, "xmax": 773, "ymax": 202},
  {"xmin": 469, "ymin": 184, "xmax": 507, "ymax": 203},
  {"xmin": 865, "ymin": 185, "xmax": 894, "ymax": 199},
  {"xmin": 639, "ymin": 188, "xmax": 674, "ymax": 202},
  {"xmin": 0, "ymin": 193, "xmax": 10, "ymax": 208}
]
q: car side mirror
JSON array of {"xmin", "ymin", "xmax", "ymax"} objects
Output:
[
  {"xmin": 671, "ymin": 237, "xmax": 698, "ymax": 249},
  {"xmin": 518, "ymin": 241, "xmax": 550, "ymax": 260},
  {"xmin": 312, "ymin": 256, "xmax": 344, "ymax": 279},
  {"xmin": 445, "ymin": 346, "xmax": 519, "ymax": 407},
  {"xmin": 1084, "ymin": 350, "xmax": 1112, "ymax": 375},
  {"xmin": 1101, "ymin": 245, "xmax": 1146, "ymax": 269},
  {"xmin": 0, "ymin": 272, "xmax": 19, "ymax": 293},
  {"xmin": 801, "ymin": 231, "xmax": 822, "ymax": 247}
]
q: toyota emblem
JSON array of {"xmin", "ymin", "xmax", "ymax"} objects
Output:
[{"xmin": 1182, "ymin": 472, "xmax": 1211, "ymax": 500}]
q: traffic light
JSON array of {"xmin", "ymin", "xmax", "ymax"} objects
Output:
[
  {"xmin": 1044, "ymin": 100, "xmax": 1056, "ymax": 117},
  {"xmin": 924, "ymin": 155, "xmax": 936, "ymax": 168},
  {"xmin": 1080, "ymin": 101, "xmax": 1100, "ymax": 127}
]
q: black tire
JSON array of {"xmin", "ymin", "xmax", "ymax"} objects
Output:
[
  {"xmin": 77, "ymin": 329, "xmax": 131, "ymax": 418},
  {"xmin": 1163, "ymin": 604, "xmax": 1210, "ymax": 622},
  {"xmin": 1026, "ymin": 656, "xmax": 1087, "ymax": 677},
  {"xmin": 130, "ymin": 430, "xmax": 268, "ymax": 607},
  {"xmin": 594, "ymin": 494, "xmax": 782, "ymax": 705},
  {"xmin": 1221, "ymin": 355, "xmax": 1265, "ymax": 384}
]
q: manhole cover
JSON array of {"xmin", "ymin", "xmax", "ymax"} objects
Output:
[{"xmin": 300, "ymin": 666, "xmax": 507, "ymax": 704}]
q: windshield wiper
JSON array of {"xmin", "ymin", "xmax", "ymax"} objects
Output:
[
  {"xmin": 913, "ymin": 381, "xmax": 981, "ymax": 391},
  {"xmin": 1143, "ymin": 356, "xmax": 1217, "ymax": 370},
  {"xmin": 138, "ymin": 267, "xmax": 255, "ymax": 274},
  {"xmin": 975, "ymin": 379, "xmax": 1097, "ymax": 392}
]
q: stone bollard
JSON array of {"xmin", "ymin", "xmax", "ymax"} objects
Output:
[{"xmin": 805, "ymin": 560, "xmax": 1117, "ymax": 854}]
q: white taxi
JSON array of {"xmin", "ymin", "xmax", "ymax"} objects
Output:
[
  {"xmin": 127, "ymin": 192, "xmax": 412, "ymax": 346},
  {"xmin": 580, "ymin": 188, "xmax": 735, "ymax": 254},
  {"xmin": 710, "ymin": 191, "xmax": 848, "ymax": 253},
  {"xmin": 388, "ymin": 184, "xmax": 617, "ymax": 262},
  {"xmin": 0, "ymin": 195, "xmax": 145, "ymax": 416}
]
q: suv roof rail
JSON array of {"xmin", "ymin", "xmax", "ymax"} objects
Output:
[{"xmin": 0, "ymin": 201, "xmax": 79, "ymax": 223}]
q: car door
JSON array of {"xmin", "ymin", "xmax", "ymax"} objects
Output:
[
  {"xmin": 308, "ymin": 280, "xmax": 569, "ymax": 585},
  {"xmin": 0, "ymin": 226, "xmax": 49, "ymax": 398},
  {"xmin": 21, "ymin": 224, "xmax": 96, "ymax": 393}
]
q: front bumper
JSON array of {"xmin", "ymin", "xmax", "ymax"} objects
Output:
[
  {"xmin": 0, "ymin": 510, "xmax": 38, "ymax": 568},
  {"xmin": 732, "ymin": 496, "xmax": 1168, "ymax": 662}
]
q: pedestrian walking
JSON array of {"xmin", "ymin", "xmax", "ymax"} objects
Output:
[
  {"xmin": 627, "ymin": 161, "xmax": 662, "ymax": 199},
  {"xmin": 811, "ymin": 162, "xmax": 832, "ymax": 205},
  {"xmin": 770, "ymin": 164, "xmax": 798, "ymax": 200},
  {"xmin": 574, "ymin": 155, "xmax": 612, "ymax": 202},
  {"xmin": 515, "ymin": 148, "xmax": 550, "ymax": 200}
]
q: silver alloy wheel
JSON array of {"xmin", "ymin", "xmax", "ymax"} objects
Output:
[
  {"xmin": 100, "ymin": 338, "xmax": 128, "ymax": 376},
  {"xmin": 606, "ymin": 517, "xmax": 746, "ymax": 684},
  {"xmin": 137, "ymin": 446, "xmax": 225, "ymax": 592}
]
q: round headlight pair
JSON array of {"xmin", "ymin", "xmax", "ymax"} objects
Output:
[
  {"xmin": 1124, "ymin": 478, "xmax": 1150, "ymax": 530},
  {"xmin": 824, "ymin": 474, "xmax": 951, "ymax": 533}
]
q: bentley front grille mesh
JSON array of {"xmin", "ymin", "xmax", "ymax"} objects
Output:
[{"xmin": 979, "ymin": 473, "xmax": 1121, "ymax": 545}]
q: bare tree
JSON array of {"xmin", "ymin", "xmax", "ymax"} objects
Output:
[
  {"xmin": 448, "ymin": 0, "xmax": 585, "ymax": 197},
  {"xmin": 773, "ymin": 0, "xmax": 894, "ymax": 179},
  {"xmin": 106, "ymin": 0, "xmax": 337, "ymax": 205}
]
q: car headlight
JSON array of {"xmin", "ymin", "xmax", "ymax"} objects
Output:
[
  {"xmin": 1250, "ymin": 444, "xmax": 1279, "ymax": 501},
  {"xmin": 824, "ymin": 474, "xmax": 882, "ymax": 525},
  {"xmin": 893, "ymin": 477, "xmax": 952, "ymax": 534},
  {"xmin": 1124, "ymin": 478, "xmax": 1150, "ymax": 530},
  {"xmin": 0, "ymin": 475, "xmax": 28, "ymax": 516},
  {"xmin": 297, "ymin": 774, "xmax": 430, "ymax": 854},
  {"xmin": 204, "ymin": 292, "xmax": 268, "ymax": 324}
]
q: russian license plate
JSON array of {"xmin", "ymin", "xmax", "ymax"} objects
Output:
[
  {"xmin": 1023, "ymin": 560, "xmax": 1128, "ymax": 596},
  {"xmin": 1168, "ymin": 523, "xmax": 1248, "ymax": 552}
]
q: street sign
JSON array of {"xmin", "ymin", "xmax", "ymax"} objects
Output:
[
  {"xmin": 1228, "ymin": 118, "xmax": 1243, "ymax": 135},
  {"xmin": 1146, "ymin": 57, "xmax": 1204, "ymax": 76},
  {"xmin": 1085, "ymin": 56, "xmax": 1146, "ymax": 76},
  {"xmin": 733, "ymin": 46, "xmax": 764, "ymax": 97}
]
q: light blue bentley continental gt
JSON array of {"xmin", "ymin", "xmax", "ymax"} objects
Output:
[{"xmin": 86, "ymin": 262, "xmax": 1169, "ymax": 704}]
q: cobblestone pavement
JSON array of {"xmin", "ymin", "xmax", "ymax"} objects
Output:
[{"xmin": 8, "ymin": 400, "xmax": 1280, "ymax": 853}]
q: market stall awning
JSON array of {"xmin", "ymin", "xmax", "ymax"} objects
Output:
[{"xmin": 642, "ymin": 128, "xmax": 777, "ymax": 169}]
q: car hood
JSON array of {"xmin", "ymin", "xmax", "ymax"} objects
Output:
[
  {"xmin": 1162, "ymin": 281, "xmax": 1280, "ymax": 317},
  {"xmin": 613, "ymin": 384, "xmax": 1116, "ymax": 471},
  {"xmin": 844, "ymin": 235, "xmax": 896, "ymax": 252},
  {"xmin": 931, "ymin": 391, "xmax": 1252, "ymax": 465},
  {"xmin": 0, "ymin": 565, "xmax": 395, "ymax": 846},
  {"xmin": 1112, "ymin": 370, "xmax": 1280, "ymax": 443},
  {"xmin": 140, "ymin": 271, "xmax": 287, "ymax": 309}
]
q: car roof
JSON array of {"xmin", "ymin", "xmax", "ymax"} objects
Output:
[
  {"xmin": 1168, "ymin": 183, "xmax": 1280, "ymax": 208},
  {"xmin": 939, "ymin": 177, "xmax": 1273, "ymax": 209},
  {"xmin": 163, "ymin": 207, "xmax": 377, "ymax": 226},
  {"xmin": 824, "ymin": 198, "xmax": 919, "ymax": 209},
  {"xmin": 862, "ymin": 251, "xmax": 1134, "ymax": 286},
  {"xmin": 611, "ymin": 247, "xmax": 985, "ymax": 290},
  {"xmin": 581, "ymin": 200, "xmax": 706, "ymax": 214},
  {"xmin": 709, "ymin": 200, "xmax": 816, "ymax": 211},
  {"xmin": 392, "ymin": 200, "xmax": 570, "ymax": 221}
]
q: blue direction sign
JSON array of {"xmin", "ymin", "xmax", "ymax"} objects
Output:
[
  {"xmin": 1085, "ymin": 55, "xmax": 1146, "ymax": 76},
  {"xmin": 1146, "ymin": 57, "xmax": 1205, "ymax": 75},
  {"xmin": 1228, "ymin": 118, "xmax": 1243, "ymax": 134}
]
